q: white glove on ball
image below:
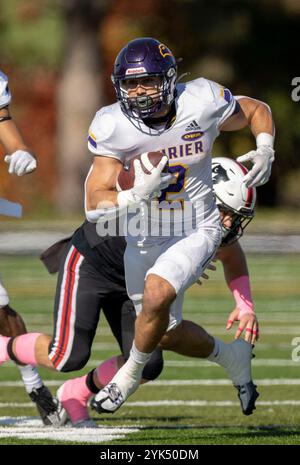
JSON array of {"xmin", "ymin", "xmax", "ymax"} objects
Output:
[
  {"xmin": 132, "ymin": 156, "xmax": 173, "ymax": 201},
  {"xmin": 118, "ymin": 155, "xmax": 174, "ymax": 207}
]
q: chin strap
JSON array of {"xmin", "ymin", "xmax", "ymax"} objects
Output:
[{"xmin": 0, "ymin": 116, "xmax": 12, "ymax": 123}]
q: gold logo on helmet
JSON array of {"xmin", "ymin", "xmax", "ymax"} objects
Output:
[{"xmin": 159, "ymin": 44, "xmax": 172, "ymax": 58}]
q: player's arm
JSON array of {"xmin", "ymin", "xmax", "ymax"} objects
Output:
[
  {"xmin": 219, "ymin": 96, "xmax": 275, "ymax": 188},
  {"xmin": 0, "ymin": 107, "xmax": 28, "ymax": 152},
  {"xmin": 0, "ymin": 106, "xmax": 37, "ymax": 176},
  {"xmin": 85, "ymin": 156, "xmax": 123, "ymax": 210},
  {"xmin": 85, "ymin": 154, "xmax": 172, "ymax": 222},
  {"xmin": 216, "ymin": 241, "xmax": 259, "ymax": 343}
]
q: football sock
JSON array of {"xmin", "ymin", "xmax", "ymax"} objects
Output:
[
  {"xmin": 206, "ymin": 337, "xmax": 251, "ymax": 385},
  {"xmin": 11, "ymin": 333, "xmax": 41, "ymax": 365},
  {"xmin": 95, "ymin": 356, "xmax": 119, "ymax": 387},
  {"xmin": 17, "ymin": 365, "xmax": 43, "ymax": 394},
  {"xmin": 58, "ymin": 375, "xmax": 93, "ymax": 424},
  {"xmin": 107, "ymin": 342, "xmax": 152, "ymax": 398}
]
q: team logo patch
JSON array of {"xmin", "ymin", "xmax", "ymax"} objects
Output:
[
  {"xmin": 181, "ymin": 131, "xmax": 203, "ymax": 141},
  {"xmin": 158, "ymin": 44, "xmax": 173, "ymax": 58},
  {"xmin": 125, "ymin": 67, "xmax": 147, "ymax": 75},
  {"xmin": 212, "ymin": 163, "xmax": 230, "ymax": 182},
  {"xmin": 185, "ymin": 120, "xmax": 201, "ymax": 131}
]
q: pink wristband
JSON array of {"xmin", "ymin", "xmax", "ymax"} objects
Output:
[{"xmin": 229, "ymin": 275, "xmax": 254, "ymax": 319}]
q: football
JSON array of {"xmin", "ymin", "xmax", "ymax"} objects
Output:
[{"xmin": 116, "ymin": 151, "xmax": 169, "ymax": 191}]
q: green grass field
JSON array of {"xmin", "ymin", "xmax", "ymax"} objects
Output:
[{"xmin": 0, "ymin": 253, "xmax": 300, "ymax": 445}]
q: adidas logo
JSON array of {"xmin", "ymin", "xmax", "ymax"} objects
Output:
[{"xmin": 185, "ymin": 120, "xmax": 201, "ymax": 131}]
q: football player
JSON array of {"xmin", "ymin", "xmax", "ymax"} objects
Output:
[
  {"xmin": 0, "ymin": 70, "xmax": 62, "ymax": 426},
  {"xmin": 1, "ymin": 37, "xmax": 274, "ymax": 418},
  {"xmin": 83, "ymin": 37, "xmax": 274, "ymax": 415},
  {"xmin": 0, "ymin": 157, "xmax": 259, "ymax": 427},
  {"xmin": 55, "ymin": 156, "xmax": 259, "ymax": 427}
]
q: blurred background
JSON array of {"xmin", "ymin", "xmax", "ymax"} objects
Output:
[{"xmin": 0, "ymin": 0, "xmax": 300, "ymax": 229}]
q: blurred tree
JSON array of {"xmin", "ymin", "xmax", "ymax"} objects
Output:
[
  {"xmin": 159, "ymin": 0, "xmax": 300, "ymax": 206},
  {"xmin": 1, "ymin": 0, "xmax": 299, "ymax": 213},
  {"xmin": 56, "ymin": 0, "xmax": 109, "ymax": 213},
  {"xmin": 0, "ymin": 0, "xmax": 64, "ymax": 69}
]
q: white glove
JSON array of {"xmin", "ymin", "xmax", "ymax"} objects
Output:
[
  {"xmin": 237, "ymin": 145, "xmax": 275, "ymax": 188},
  {"xmin": 118, "ymin": 155, "xmax": 174, "ymax": 206},
  {"xmin": 4, "ymin": 150, "xmax": 37, "ymax": 176}
]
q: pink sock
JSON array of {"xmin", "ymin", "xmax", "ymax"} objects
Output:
[
  {"xmin": 58, "ymin": 375, "xmax": 93, "ymax": 424},
  {"xmin": 95, "ymin": 356, "xmax": 119, "ymax": 386},
  {"xmin": 14, "ymin": 333, "xmax": 42, "ymax": 365},
  {"xmin": 0, "ymin": 336, "xmax": 10, "ymax": 364}
]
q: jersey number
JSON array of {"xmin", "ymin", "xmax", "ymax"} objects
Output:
[{"xmin": 158, "ymin": 164, "xmax": 187, "ymax": 208}]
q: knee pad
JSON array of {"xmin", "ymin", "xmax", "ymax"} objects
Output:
[{"xmin": 142, "ymin": 348, "xmax": 164, "ymax": 381}]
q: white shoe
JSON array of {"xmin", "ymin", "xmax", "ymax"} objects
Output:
[{"xmin": 91, "ymin": 383, "xmax": 124, "ymax": 414}]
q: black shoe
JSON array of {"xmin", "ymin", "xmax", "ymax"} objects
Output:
[
  {"xmin": 235, "ymin": 381, "xmax": 259, "ymax": 415},
  {"xmin": 29, "ymin": 385, "xmax": 68, "ymax": 426}
]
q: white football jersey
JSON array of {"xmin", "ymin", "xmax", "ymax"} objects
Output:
[
  {"xmin": 88, "ymin": 78, "xmax": 238, "ymax": 245},
  {"xmin": 0, "ymin": 71, "xmax": 11, "ymax": 109}
]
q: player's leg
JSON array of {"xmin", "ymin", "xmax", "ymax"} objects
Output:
[
  {"xmin": 159, "ymin": 319, "xmax": 258, "ymax": 415},
  {"xmin": 94, "ymin": 296, "xmax": 164, "ymax": 387},
  {"xmin": 0, "ymin": 245, "xmax": 87, "ymax": 370},
  {"xmin": 59, "ymin": 295, "xmax": 164, "ymax": 426},
  {"xmin": 53, "ymin": 251, "xmax": 129, "ymax": 427},
  {"xmin": 119, "ymin": 298, "xmax": 164, "ymax": 383},
  {"xmin": 0, "ymin": 278, "xmax": 61, "ymax": 425},
  {"xmin": 91, "ymin": 239, "xmax": 182, "ymax": 412},
  {"xmin": 0, "ymin": 245, "xmax": 101, "ymax": 425},
  {"xmin": 93, "ymin": 227, "xmax": 257, "ymax": 415}
]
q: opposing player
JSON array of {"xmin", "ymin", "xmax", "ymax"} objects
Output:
[
  {"xmin": 83, "ymin": 37, "xmax": 274, "ymax": 415},
  {"xmin": 0, "ymin": 70, "xmax": 62, "ymax": 426},
  {"xmin": 211, "ymin": 157, "xmax": 258, "ymax": 342}
]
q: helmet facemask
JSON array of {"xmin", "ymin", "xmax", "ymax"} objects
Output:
[
  {"xmin": 219, "ymin": 205, "xmax": 254, "ymax": 246},
  {"xmin": 113, "ymin": 67, "xmax": 177, "ymax": 123}
]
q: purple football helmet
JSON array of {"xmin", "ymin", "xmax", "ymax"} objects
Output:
[{"xmin": 111, "ymin": 37, "xmax": 177, "ymax": 122}]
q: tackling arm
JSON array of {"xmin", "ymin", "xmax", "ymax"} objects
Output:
[
  {"xmin": 216, "ymin": 241, "xmax": 259, "ymax": 343},
  {"xmin": 216, "ymin": 240, "xmax": 249, "ymax": 284}
]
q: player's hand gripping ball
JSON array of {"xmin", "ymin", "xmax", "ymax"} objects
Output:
[{"xmin": 116, "ymin": 151, "xmax": 169, "ymax": 191}]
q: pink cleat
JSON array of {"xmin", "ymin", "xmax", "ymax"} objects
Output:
[{"xmin": 57, "ymin": 378, "xmax": 97, "ymax": 428}]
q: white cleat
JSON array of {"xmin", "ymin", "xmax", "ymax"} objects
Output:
[
  {"xmin": 225, "ymin": 339, "xmax": 259, "ymax": 415},
  {"xmin": 91, "ymin": 383, "xmax": 124, "ymax": 414}
]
